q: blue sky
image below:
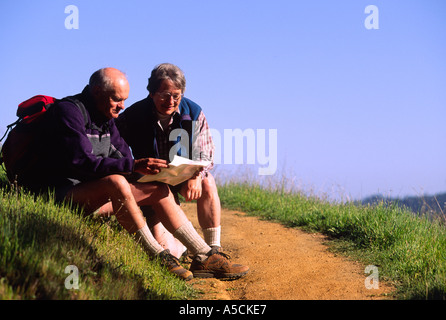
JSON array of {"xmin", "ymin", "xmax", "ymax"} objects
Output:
[{"xmin": 1, "ymin": 0, "xmax": 445, "ymax": 201}]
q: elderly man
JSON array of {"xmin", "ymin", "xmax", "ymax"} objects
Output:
[
  {"xmin": 21, "ymin": 67, "xmax": 248, "ymax": 280},
  {"xmin": 115, "ymin": 63, "xmax": 232, "ymax": 267}
]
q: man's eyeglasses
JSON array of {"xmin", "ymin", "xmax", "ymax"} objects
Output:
[{"xmin": 155, "ymin": 92, "xmax": 184, "ymax": 102}]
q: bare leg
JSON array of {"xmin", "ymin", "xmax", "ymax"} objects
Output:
[
  {"xmin": 195, "ymin": 173, "xmax": 221, "ymax": 229},
  {"xmin": 146, "ymin": 173, "xmax": 223, "ymax": 256},
  {"xmin": 143, "ymin": 208, "xmax": 186, "ymax": 259},
  {"xmin": 67, "ymin": 175, "xmax": 208, "ymax": 251},
  {"xmin": 180, "ymin": 173, "xmax": 221, "ymax": 247},
  {"xmin": 131, "ymin": 182, "xmax": 189, "ymax": 232},
  {"xmin": 134, "ymin": 183, "xmax": 211, "ymax": 257},
  {"xmin": 66, "ymin": 174, "xmax": 164, "ymax": 233},
  {"xmin": 68, "ymin": 174, "xmax": 194, "ymax": 234}
]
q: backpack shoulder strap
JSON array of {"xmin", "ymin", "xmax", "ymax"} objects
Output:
[{"xmin": 60, "ymin": 97, "xmax": 91, "ymax": 129}]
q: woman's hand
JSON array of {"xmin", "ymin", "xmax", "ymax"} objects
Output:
[{"xmin": 182, "ymin": 174, "xmax": 203, "ymax": 201}]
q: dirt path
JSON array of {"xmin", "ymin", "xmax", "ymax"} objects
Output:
[{"xmin": 182, "ymin": 203, "xmax": 394, "ymax": 300}]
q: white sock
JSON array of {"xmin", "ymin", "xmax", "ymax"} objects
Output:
[
  {"xmin": 135, "ymin": 224, "xmax": 164, "ymax": 256},
  {"xmin": 202, "ymin": 226, "xmax": 221, "ymax": 248},
  {"xmin": 156, "ymin": 229, "xmax": 172, "ymax": 249},
  {"xmin": 157, "ymin": 229, "xmax": 187, "ymax": 259},
  {"xmin": 174, "ymin": 221, "xmax": 211, "ymax": 260}
]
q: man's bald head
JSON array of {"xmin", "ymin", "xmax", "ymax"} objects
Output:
[
  {"xmin": 89, "ymin": 68, "xmax": 130, "ymax": 119},
  {"xmin": 89, "ymin": 67, "xmax": 128, "ymax": 93}
]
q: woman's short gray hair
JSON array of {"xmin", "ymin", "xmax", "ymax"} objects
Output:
[{"xmin": 147, "ymin": 63, "xmax": 186, "ymax": 94}]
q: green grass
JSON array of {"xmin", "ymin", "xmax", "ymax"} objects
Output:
[
  {"xmin": 0, "ymin": 171, "xmax": 195, "ymax": 300},
  {"xmin": 2, "ymin": 166, "xmax": 446, "ymax": 300},
  {"xmin": 217, "ymin": 181, "xmax": 446, "ymax": 300}
]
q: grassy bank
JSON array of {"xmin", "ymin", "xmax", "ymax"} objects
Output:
[
  {"xmin": 0, "ymin": 173, "xmax": 195, "ymax": 300},
  {"xmin": 218, "ymin": 182, "xmax": 446, "ymax": 300},
  {"xmin": 2, "ymin": 169, "xmax": 446, "ymax": 300}
]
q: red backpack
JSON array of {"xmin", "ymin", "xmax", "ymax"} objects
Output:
[{"xmin": 0, "ymin": 95, "xmax": 87, "ymax": 184}]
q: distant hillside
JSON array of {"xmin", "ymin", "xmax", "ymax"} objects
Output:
[{"xmin": 361, "ymin": 192, "xmax": 446, "ymax": 219}]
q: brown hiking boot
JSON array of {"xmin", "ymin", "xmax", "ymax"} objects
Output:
[
  {"xmin": 158, "ymin": 250, "xmax": 193, "ymax": 281},
  {"xmin": 190, "ymin": 248, "xmax": 249, "ymax": 280}
]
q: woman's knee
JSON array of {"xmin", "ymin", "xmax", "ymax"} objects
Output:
[
  {"xmin": 130, "ymin": 181, "xmax": 173, "ymax": 208},
  {"xmin": 148, "ymin": 182, "xmax": 171, "ymax": 201}
]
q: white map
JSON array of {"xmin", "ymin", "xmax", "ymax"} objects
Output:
[{"xmin": 137, "ymin": 155, "xmax": 211, "ymax": 186}]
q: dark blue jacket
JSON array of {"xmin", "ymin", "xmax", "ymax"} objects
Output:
[{"xmin": 115, "ymin": 96, "xmax": 202, "ymax": 161}]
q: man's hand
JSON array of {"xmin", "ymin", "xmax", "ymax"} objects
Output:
[
  {"xmin": 182, "ymin": 174, "xmax": 203, "ymax": 201},
  {"xmin": 134, "ymin": 158, "xmax": 169, "ymax": 175}
]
